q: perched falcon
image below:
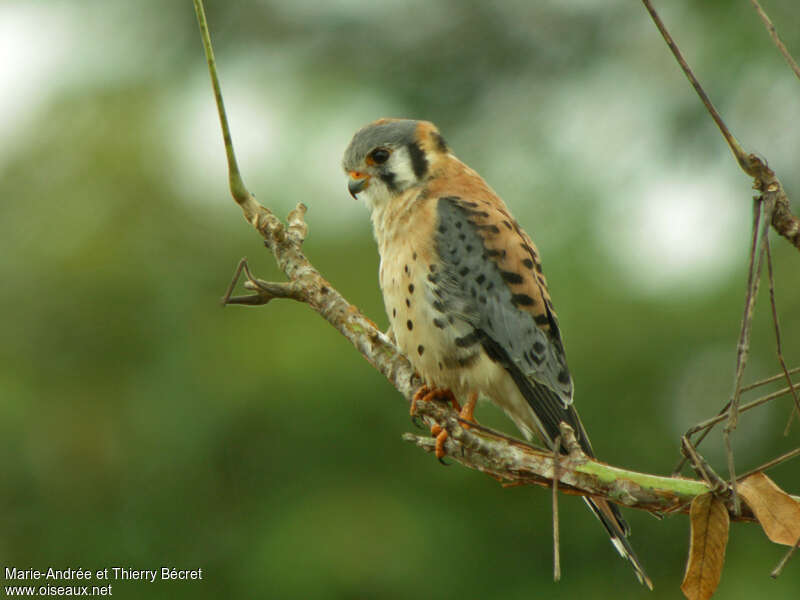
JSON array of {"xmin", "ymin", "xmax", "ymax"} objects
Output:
[{"xmin": 343, "ymin": 118, "xmax": 652, "ymax": 588}]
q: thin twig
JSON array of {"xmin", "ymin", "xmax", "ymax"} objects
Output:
[
  {"xmin": 771, "ymin": 534, "xmax": 800, "ymax": 579},
  {"xmin": 737, "ymin": 447, "xmax": 800, "ymax": 482},
  {"xmin": 765, "ymin": 234, "xmax": 800, "ymax": 432},
  {"xmin": 673, "ymin": 200, "xmax": 763, "ymax": 475},
  {"xmin": 750, "ymin": 0, "xmax": 800, "ymax": 82},
  {"xmin": 686, "ymin": 384, "xmax": 800, "ymax": 436},
  {"xmin": 552, "ymin": 435, "xmax": 562, "ymax": 583},
  {"xmin": 741, "ymin": 365, "xmax": 800, "ymax": 393},
  {"xmin": 680, "ymin": 436, "xmax": 727, "ymax": 493},
  {"xmin": 640, "ymin": 0, "xmax": 754, "ymax": 174}
]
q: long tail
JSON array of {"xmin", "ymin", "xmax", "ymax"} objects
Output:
[
  {"xmin": 501, "ymin": 367, "xmax": 654, "ymax": 588},
  {"xmin": 584, "ymin": 497, "xmax": 653, "ymax": 590}
]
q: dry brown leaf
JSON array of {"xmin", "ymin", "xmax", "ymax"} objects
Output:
[
  {"xmin": 739, "ymin": 472, "xmax": 800, "ymax": 546},
  {"xmin": 681, "ymin": 493, "xmax": 730, "ymax": 600}
]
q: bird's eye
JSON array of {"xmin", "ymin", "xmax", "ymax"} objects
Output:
[{"xmin": 368, "ymin": 148, "xmax": 391, "ymax": 165}]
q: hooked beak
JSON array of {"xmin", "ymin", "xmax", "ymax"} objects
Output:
[{"xmin": 347, "ymin": 171, "xmax": 370, "ymax": 199}]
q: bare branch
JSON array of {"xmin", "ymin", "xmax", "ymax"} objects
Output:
[
  {"xmin": 750, "ymin": 0, "xmax": 800, "ymax": 82},
  {"xmin": 641, "ymin": 0, "xmax": 800, "ymax": 252}
]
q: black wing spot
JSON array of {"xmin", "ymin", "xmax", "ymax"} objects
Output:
[
  {"xmin": 500, "ymin": 270, "xmax": 524, "ymax": 285},
  {"xmin": 511, "ymin": 293, "xmax": 536, "ymax": 307},
  {"xmin": 475, "ymin": 274, "xmax": 486, "ymax": 285},
  {"xmin": 533, "ymin": 341, "xmax": 545, "ymax": 353},
  {"xmin": 455, "ymin": 331, "xmax": 481, "ymax": 348},
  {"xmin": 534, "ymin": 314, "xmax": 549, "ymax": 325},
  {"xmin": 433, "ymin": 318, "xmax": 445, "ymax": 329},
  {"xmin": 459, "ymin": 266, "xmax": 469, "ymax": 277},
  {"xmin": 502, "ymin": 220, "xmax": 512, "ymax": 230},
  {"xmin": 522, "ymin": 258, "xmax": 534, "ymax": 269},
  {"xmin": 557, "ymin": 370, "xmax": 570, "ymax": 384}
]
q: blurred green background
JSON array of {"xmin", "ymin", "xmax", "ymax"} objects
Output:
[{"xmin": 1, "ymin": 1, "xmax": 799, "ymax": 598}]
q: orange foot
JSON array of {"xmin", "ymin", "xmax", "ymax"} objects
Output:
[{"xmin": 410, "ymin": 385, "xmax": 460, "ymax": 416}]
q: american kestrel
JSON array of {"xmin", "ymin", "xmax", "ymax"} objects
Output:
[{"xmin": 342, "ymin": 118, "xmax": 651, "ymax": 588}]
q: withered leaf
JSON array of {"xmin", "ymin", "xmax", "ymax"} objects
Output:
[
  {"xmin": 681, "ymin": 493, "xmax": 730, "ymax": 600},
  {"xmin": 738, "ymin": 472, "xmax": 800, "ymax": 546}
]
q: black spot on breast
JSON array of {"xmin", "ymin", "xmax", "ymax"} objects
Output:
[
  {"xmin": 501, "ymin": 270, "xmax": 524, "ymax": 285},
  {"xmin": 511, "ymin": 293, "xmax": 536, "ymax": 307},
  {"xmin": 459, "ymin": 266, "xmax": 469, "ymax": 277},
  {"xmin": 404, "ymin": 264, "xmax": 409, "ymax": 275},
  {"xmin": 465, "ymin": 245, "xmax": 473, "ymax": 253},
  {"xmin": 432, "ymin": 300, "xmax": 445, "ymax": 312},
  {"xmin": 407, "ymin": 142, "xmax": 429, "ymax": 179},
  {"xmin": 475, "ymin": 274, "xmax": 486, "ymax": 285},
  {"xmin": 427, "ymin": 273, "xmax": 439, "ymax": 284},
  {"xmin": 406, "ymin": 320, "xmax": 413, "ymax": 330},
  {"xmin": 408, "ymin": 284, "xmax": 415, "ymax": 293},
  {"xmin": 417, "ymin": 345, "xmax": 425, "ymax": 356},
  {"xmin": 392, "ymin": 308, "xmax": 396, "ymax": 318},
  {"xmin": 433, "ymin": 318, "xmax": 445, "ymax": 329},
  {"xmin": 455, "ymin": 221, "xmax": 462, "ymax": 229},
  {"xmin": 438, "ymin": 225, "xmax": 447, "ymax": 234},
  {"xmin": 412, "ymin": 251, "xmax": 417, "ymax": 260},
  {"xmin": 405, "ymin": 299, "xmax": 410, "ymax": 307}
]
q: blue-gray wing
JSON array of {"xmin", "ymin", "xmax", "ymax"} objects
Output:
[{"xmin": 432, "ymin": 195, "xmax": 593, "ymax": 455}]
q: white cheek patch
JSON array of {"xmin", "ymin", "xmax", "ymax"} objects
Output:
[{"xmin": 388, "ymin": 146, "xmax": 417, "ymax": 191}]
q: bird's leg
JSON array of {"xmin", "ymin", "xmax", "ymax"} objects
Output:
[{"xmin": 458, "ymin": 391, "xmax": 479, "ymax": 424}]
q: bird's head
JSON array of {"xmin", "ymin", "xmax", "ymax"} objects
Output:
[{"xmin": 342, "ymin": 118, "xmax": 449, "ymax": 211}]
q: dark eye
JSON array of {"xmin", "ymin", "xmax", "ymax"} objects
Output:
[{"xmin": 369, "ymin": 148, "xmax": 391, "ymax": 165}]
